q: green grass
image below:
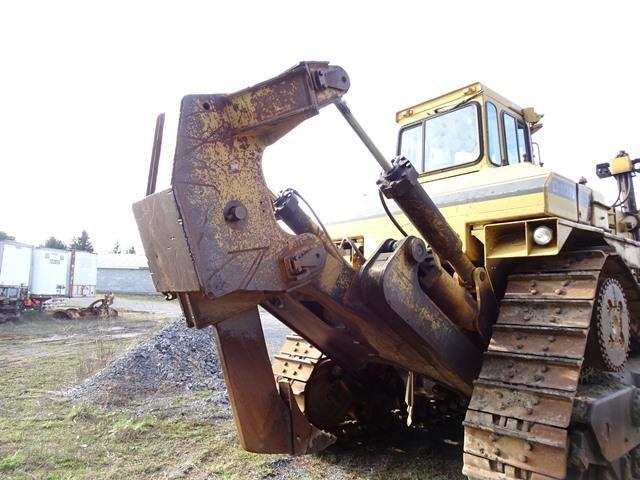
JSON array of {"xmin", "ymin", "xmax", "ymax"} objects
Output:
[
  {"xmin": 0, "ymin": 326, "xmax": 278, "ymax": 480},
  {"xmin": 0, "ymin": 314, "xmax": 464, "ymax": 479},
  {"xmin": 0, "ymin": 452, "xmax": 26, "ymax": 471}
]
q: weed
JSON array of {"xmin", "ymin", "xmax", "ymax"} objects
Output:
[
  {"xmin": 0, "ymin": 451, "xmax": 25, "ymax": 471},
  {"xmin": 67, "ymin": 402, "xmax": 101, "ymax": 422},
  {"xmin": 74, "ymin": 338, "xmax": 117, "ymax": 381},
  {"xmin": 110, "ymin": 415, "xmax": 156, "ymax": 441}
]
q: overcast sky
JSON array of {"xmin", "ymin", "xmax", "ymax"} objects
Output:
[{"xmin": 2, "ymin": 1, "xmax": 639, "ymax": 253}]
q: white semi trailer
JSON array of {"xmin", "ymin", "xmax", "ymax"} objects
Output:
[
  {"xmin": 0, "ymin": 242, "xmax": 98, "ymax": 318},
  {"xmin": 0, "ymin": 240, "xmax": 32, "ymax": 317},
  {"xmin": 29, "ymin": 247, "xmax": 70, "ymax": 297}
]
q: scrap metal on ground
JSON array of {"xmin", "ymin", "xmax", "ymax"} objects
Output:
[{"xmin": 53, "ymin": 293, "xmax": 118, "ymax": 319}]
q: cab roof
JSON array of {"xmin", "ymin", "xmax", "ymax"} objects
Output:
[{"xmin": 395, "ymin": 82, "xmax": 524, "ymax": 126}]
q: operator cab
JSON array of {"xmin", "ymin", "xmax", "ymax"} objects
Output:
[{"xmin": 396, "ymin": 83, "xmax": 543, "ymax": 182}]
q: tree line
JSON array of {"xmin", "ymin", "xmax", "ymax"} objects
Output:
[
  {"xmin": 2, "ymin": 230, "xmax": 94, "ymax": 252},
  {"xmin": 1, "ymin": 230, "xmax": 136, "ymax": 254},
  {"xmin": 43, "ymin": 230, "xmax": 94, "ymax": 252}
]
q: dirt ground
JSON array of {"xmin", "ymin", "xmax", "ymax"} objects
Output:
[{"xmin": 0, "ymin": 295, "xmax": 464, "ymax": 479}]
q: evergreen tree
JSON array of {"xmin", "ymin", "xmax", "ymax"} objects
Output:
[
  {"xmin": 43, "ymin": 236, "xmax": 67, "ymax": 250},
  {"xmin": 112, "ymin": 241, "xmax": 121, "ymax": 254},
  {"xmin": 70, "ymin": 230, "xmax": 94, "ymax": 252}
]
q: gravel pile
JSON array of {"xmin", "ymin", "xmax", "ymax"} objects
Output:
[{"xmin": 69, "ymin": 318, "xmax": 228, "ymax": 405}]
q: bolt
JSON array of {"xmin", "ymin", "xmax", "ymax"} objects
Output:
[
  {"xmin": 517, "ymin": 344, "xmax": 524, "ymax": 350},
  {"xmin": 562, "ymin": 280, "xmax": 571, "ymax": 287},
  {"xmin": 555, "ymin": 307, "xmax": 562, "ymax": 314},
  {"xmin": 525, "ymin": 442, "xmax": 533, "ymax": 451},
  {"xmin": 526, "ymin": 406, "xmax": 533, "ymax": 415},
  {"xmin": 542, "ymin": 346, "xmax": 549, "ymax": 351},
  {"xmin": 555, "ymin": 288, "xmax": 565, "ymax": 295},
  {"xmin": 530, "ymin": 289, "xmax": 538, "ymax": 295},
  {"xmin": 519, "ymin": 454, "xmax": 528, "ymax": 463},
  {"xmin": 496, "ymin": 391, "xmax": 504, "ymax": 398},
  {"xmin": 541, "ymin": 365, "xmax": 550, "ymax": 372},
  {"xmin": 224, "ymin": 203, "xmax": 248, "ymax": 222},
  {"xmin": 523, "ymin": 315, "xmax": 531, "ymax": 322},
  {"xmin": 548, "ymin": 336, "xmax": 556, "ymax": 342},
  {"xmin": 408, "ymin": 238, "xmax": 427, "ymax": 263},
  {"xmin": 534, "ymin": 374, "xmax": 544, "ymax": 382},
  {"xmin": 493, "ymin": 448, "xmax": 501, "ymax": 456},
  {"xmin": 532, "ymin": 397, "xmax": 540, "ymax": 405}
]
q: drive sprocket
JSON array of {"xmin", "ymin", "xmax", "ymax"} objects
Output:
[{"xmin": 589, "ymin": 277, "xmax": 630, "ymax": 372}]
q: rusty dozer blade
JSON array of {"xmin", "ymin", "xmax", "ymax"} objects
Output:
[{"xmin": 133, "ymin": 61, "xmax": 485, "ymax": 454}]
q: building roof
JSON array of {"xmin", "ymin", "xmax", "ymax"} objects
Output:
[{"xmin": 97, "ymin": 254, "xmax": 149, "ymax": 270}]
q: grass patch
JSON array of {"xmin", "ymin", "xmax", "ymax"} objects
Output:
[
  {"xmin": 74, "ymin": 338, "xmax": 119, "ymax": 382},
  {"xmin": 110, "ymin": 415, "xmax": 156, "ymax": 440},
  {"xmin": 0, "ymin": 322, "xmax": 280, "ymax": 479},
  {"xmin": 0, "ymin": 452, "xmax": 25, "ymax": 471},
  {"xmin": 0, "ymin": 311, "xmax": 464, "ymax": 479}
]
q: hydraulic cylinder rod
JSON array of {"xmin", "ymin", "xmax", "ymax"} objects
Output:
[{"xmin": 334, "ymin": 100, "xmax": 393, "ymax": 172}]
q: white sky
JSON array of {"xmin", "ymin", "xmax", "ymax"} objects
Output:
[{"xmin": 1, "ymin": 1, "xmax": 639, "ymax": 253}]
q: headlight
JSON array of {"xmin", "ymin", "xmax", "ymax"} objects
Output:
[{"xmin": 533, "ymin": 225, "xmax": 554, "ymax": 246}]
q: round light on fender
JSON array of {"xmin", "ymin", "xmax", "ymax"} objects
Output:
[{"xmin": 533, "ymin": 225, "xmax": 554, "ymax": 246}]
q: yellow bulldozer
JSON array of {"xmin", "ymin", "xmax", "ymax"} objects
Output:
[{"xmin": 133, "ymin": 62, "xmax": 640, "ymax": 479}]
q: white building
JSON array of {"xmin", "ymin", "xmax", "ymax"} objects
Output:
[{"xmin": 96, "ymin": 254, "xmax": 156, "ymax": 295}]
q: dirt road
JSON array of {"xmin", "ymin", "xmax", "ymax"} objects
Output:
[{"xmin": 66, "ymin": 295, "xmax": 291, "ymax": 358}]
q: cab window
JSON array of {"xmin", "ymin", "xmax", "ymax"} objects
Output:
[
  {"xmin": 503, "ymin": 113, "xmax": 519, "ymax": 165},
  {"xmin": 399, "ymin": 123, "xmax": 423, "ymax": 171},
  {"xmin": 503, "ymin": 112, "xmax": 530, "ymax": 164},
  {"xmin": 398, "ymin": 103, "xmax": 482, "ymax": 173},
  {"xmin": 516, "ymin": 121, "xmax": 528, "ymax": 162},
  {"xmin": 423, "ymin": 103, "xmax": 481, "ymax": 172},
  {"xmin": 486, "ymin": 102, "xmax": 501, "ymax": 166}
]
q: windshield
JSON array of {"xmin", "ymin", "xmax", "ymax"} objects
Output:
[
  {"xmin": 398, "ymin": 103, "xmax": 482, "ymax": 173},
  {"xmin": 424, "ymin": 104, "xmax": 480, "ymax": 171}
]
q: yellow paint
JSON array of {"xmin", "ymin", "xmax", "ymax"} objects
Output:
[
  {"xmin": 328, "ymin": 84, "xmax": 619, "ymax": 265},
  {"xmin": 611, "ymin": 154, "xmax": 633, "ymax": 175}
]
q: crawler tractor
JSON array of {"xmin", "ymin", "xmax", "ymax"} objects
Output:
[{"xmin": 133, "ymin": 62, "xmax": 640, "ymax": 479}]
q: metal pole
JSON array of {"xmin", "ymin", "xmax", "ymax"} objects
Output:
[
  {"xmin": 334, "ymin": 100, "xmax": 392, "ymax": 172},
  {"xmin": 146, "ymin": 113, "xmax": 165, "ymax": 196}
]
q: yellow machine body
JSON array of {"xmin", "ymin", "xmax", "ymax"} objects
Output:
[
  {"xmin": 329, "ymin": 83, "xmax": 628, "ymax": 267},
  {"xmin": 133, "ymin": 65, "xmax": 640, "ymax": 479}
]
